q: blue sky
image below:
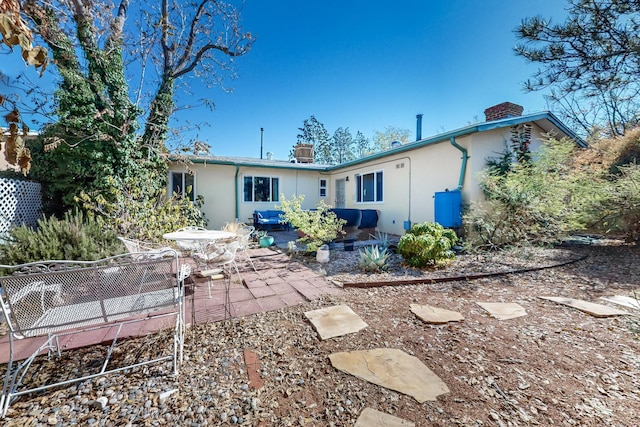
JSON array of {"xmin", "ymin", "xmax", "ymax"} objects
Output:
[
  {"xmin": 181, "ymin": 0, "xmax": 569, "ymax": 159},
  {"xmin": 3, "ymin": 1, "xmax": 569, "ymax": 159}
]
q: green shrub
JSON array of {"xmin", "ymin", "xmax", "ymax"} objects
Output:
[
  {"xmin": 397, "ymin": 222, "xmax": 458, "ymax": 268},
  {"xmin": 358, "ymin": 245, "xmax": 392, "ymax": 272},
  {"xmin": 464, "ymin": 138, "xmax": 595, "ymax": 250},
  {"xmin": 78, "ymin": 176, "xmax": 207, "ymax": 242},
  {"xmin": 589, "ymin": 163, "xmax": 640, "ymax": 242},
  {"xmin": 277, "ymin": 194, "xmax": 346, "ymax": 253},
  {"xmin": 0, "ymin": 210, "xmax": 123, "ymax": 265}
]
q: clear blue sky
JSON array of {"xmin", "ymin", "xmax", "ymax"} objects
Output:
[
  {"xmin": 178, "ymin": 0, "xmax": 569, "ymax": 159},
  {"xmin": 3, "ymin": 1, "xmax": 570, "ymax": 159}
]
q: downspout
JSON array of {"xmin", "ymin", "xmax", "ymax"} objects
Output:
[
  {"xmin": 235, "ymin": 166, "xmax": 240, "ymax": 221},
  {"xmin": 449, "ymin": 137, "xmax": 468, "ymax": 190}
]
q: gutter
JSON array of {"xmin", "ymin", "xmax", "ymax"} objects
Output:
[
  {"xmin": 449, "ymin": 137, "xmax": 468, "ymax": 191},
  {"xmin": 234, "ymin": 166, "xmax": 240, "ymax": 221}
]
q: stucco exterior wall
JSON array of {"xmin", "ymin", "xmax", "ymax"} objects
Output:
[
  {"xmin": 332, "ymin": 140, "xmax": 466, "ymax": 235},
  {"xmin": 170, "ymin": 118, "xmax": 576, "ymax": 235},
  {"xmin": 170, "ymin": 163, "xmax": 324, "ymax": 229},
  {"xmin": 465, "ymin": 123, "xmax": 554, "ymax": 204}
]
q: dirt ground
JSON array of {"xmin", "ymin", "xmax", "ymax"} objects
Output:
[{"xmin": 2, "ymin": 243, "xmax": 640, "ymax": 426}]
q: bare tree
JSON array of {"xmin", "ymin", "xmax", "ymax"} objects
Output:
[{"xmin": 17, "ymin": 0, "xmax": 253, "ymax": 212}]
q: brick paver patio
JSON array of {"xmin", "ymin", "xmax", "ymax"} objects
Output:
[{"xmin": 0, "ymin": 246, "xmax": 343, "ymax": 363}]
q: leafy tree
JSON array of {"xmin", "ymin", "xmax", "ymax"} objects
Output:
[
  {"xmin": 296, "ymin": 115, "xmax": 332, "ymax": 164},
  {"xmin": 332, "ymin": 127, "xmax": 355, "ymax": 164},
  {"xmin": 18, "ymin": 0, "xmax": 253, "ymax": 217},
  {"xmin": 515, "ymin": 0, "xmax": 640, "ymax": 138},
  {"xmin": 354, "ymin": 130, "xmax": 373, "ymax": 158},
  {"xmin": 372, "ymin": 126, "xmax": 411, "ymax": 151}
]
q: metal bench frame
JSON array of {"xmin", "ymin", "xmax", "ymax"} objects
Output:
[{"xmin": 0, "ymin": 250, "xmax": 188, "ymax": 417}]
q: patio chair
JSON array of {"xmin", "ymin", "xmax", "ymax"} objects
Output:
[
  {"xmin": 173, "ymin": 226, "xmax": 208, "ymax": 255},
  {"xmin": 118, "ymin": 237, "xmax": 176, "ymax": 258},
  {"xmin": 193, "ymin": 238, "xmax": 242, "ymax": 301},
  {"xmin": 235, "ymin": 224, "xmax": 258, "ymax": 273}
]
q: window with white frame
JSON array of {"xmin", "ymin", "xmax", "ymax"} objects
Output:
[
  {"xmin": 170, "ymin": 171, "xmax": 195, "ymax": 201},
  {"xmin": 356, "ymin": 170, "xmax": 383, "ymax": 203},
  {"xmin": 243, "ymin": 175, "xmax": 280, "ymax": 202},
  {"xmin": 319, "ymin": 178, "xmax": 328, "ymax": 198}
]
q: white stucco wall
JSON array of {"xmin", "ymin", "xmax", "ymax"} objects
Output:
[
  {"xmin": 170, "ymin": 120, "xmax": 575, "ymax": 234},
  {"xmin": 170, "ymin": 163, "xmax": 324, "ymax": 229},
  {"xmin": 465, "ymin": 123, "xmax": 554, "ymax": 204}
]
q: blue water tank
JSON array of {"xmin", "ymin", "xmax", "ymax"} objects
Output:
[{"xmin": 434, "ymin": 190, "xmax": 462, "ymax": 228}]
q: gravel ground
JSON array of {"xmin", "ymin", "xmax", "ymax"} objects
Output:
[{"xmin": 2, "ymin": 242, "xmax": 640, "ymax": 426}]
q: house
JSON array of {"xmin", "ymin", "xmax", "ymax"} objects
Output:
[{"xmin": 168, "ymin": 102, "xmax": 585, "ymax": 235}]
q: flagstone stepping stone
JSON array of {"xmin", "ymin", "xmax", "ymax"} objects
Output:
[
  {"xmin": 540, "ymin": 296, "xmax": 630, "ymax": 317},
  {"xmin": 304, "ymin": 304, "xmax": 368, "ymax": 340},
  {"xmin": 476, "ymin": 302, "xmax": 526, "ymax": 320},
  {"xmin": 600, "ymin": 295, "xmax": 640, "ymax": 311},
  {"xmin": 355, "ymin": 407, "xmax": 415, "ymax": 427},
  {"xmin": 410, "ymin": 303, "xmax": 464, "ymax": 324},
  {"xmin": 329, "ymin": 348, "xmax": 449, "ymax": 403}
]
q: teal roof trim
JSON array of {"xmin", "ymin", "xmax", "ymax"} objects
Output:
[
  {"xmin": 326, "ymin": 111, "xmax": 586, "ymax": 171},
  {"xmin": 182, "ymin": 156, "xmax": 329, "ymax": 171},
  {"xmin": 173, "ymin": 111, "xmax": 585, "ymax": 172}
]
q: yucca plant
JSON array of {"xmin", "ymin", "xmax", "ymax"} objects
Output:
[
  {"xmin": 358, "ymin": 245, "xmax": 392, "ymax": 273},
  {"xmin": 369, "ymin": 230, "xmax": 390, "ymax": 250}
]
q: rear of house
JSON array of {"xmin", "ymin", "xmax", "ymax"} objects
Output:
[{"xmin": 168, "ymin": 102, "xmax": 585, "ymax": 235}]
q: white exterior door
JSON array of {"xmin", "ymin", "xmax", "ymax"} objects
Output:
[{"xmin": 335, "ymin": 179, "xmax": 346, "ymax": 208}]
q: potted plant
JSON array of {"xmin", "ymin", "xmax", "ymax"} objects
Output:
[
  {"xmin": 277, "ymin": 194, "xmax": 346, "ymax": 253},
  {"xmin": 257, "ymin": 230, "xmax": 274, "ymax": 248}
]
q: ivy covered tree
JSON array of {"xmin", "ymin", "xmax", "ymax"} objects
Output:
[
  {"xmin": 296, "ymin": 115, "xmax": 332, "ymax": 164},
  {"xmin": 19, "ymin": 0, "xmax": 253, "ymax": 216},
  {"xmin": 515, "ymin": 0, "xmax": 640, "ymax": 138}
]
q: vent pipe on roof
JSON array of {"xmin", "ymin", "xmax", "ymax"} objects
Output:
[
  {"xmin": 260, "ymin": 127, "xmax": 264, "ymax": 159},
  {"xmin": 416, "ymin": 114, "xmax": 423, "ymax": 141}
]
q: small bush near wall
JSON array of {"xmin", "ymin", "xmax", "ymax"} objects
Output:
[
  {"xmin": 0, "ymin": 210, "xmax": 122, "ymax": 265},
  {"xmin": 277, "ymin": 194, "xmax": 346, "ymax": 253},
  {"xmin": 397, "ymin": 222, "xmax": 458, "ymax": 268}
]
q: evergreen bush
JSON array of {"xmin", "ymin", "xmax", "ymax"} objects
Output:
[
  {"xmin": 397, "ymin": 222, "xmax": 458, "ymax": 268},
  {"xmin": 0, "ymin": 210, "xmax": 123, "ymax": 265}
]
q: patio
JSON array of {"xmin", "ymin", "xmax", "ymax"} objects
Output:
[{"xmin": 0, "ymin": 241, "xmax": 343, "ymax": 364}]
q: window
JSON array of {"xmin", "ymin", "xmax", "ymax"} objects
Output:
[
  {"xmin": 244, "ymin": 176, "xmax": 280, "ymax": 202},
  {"xmin": 356, "ymin": 171, "xmax": 383, "ymax": 203},
  {"xmin": 170, "ymin": 171, "xmax": 195, "ymax": 201},
  {"xmin": 319, "ymin": 178, "xmax": 328, "ymax": 198}
]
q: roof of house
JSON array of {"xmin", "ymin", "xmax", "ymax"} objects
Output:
[
  {"xmin": 184, "ymin": 154, "xmax": 331, "ymax": 170},
  {"xmin": 330, "ymin": 111, "xmax": 587, "ymax": 170},
  {"xmin": 179, "ymin": 111, "xmax": 586, "ymax": 171}
]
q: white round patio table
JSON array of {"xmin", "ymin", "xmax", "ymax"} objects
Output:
[
  {"xmin": 163, "ymin": 229, "xmax": 236, "ymax": 242},
  {"xmin": 163, "ymin": 229, "xmax": 237, "ymax": 258}
]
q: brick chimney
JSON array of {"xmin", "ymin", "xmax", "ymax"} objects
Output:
[{"xmin": 484, "ymin": 102, "xmax": 524, "ymax": 122}]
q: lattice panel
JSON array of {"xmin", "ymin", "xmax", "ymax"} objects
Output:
[{"xmin": 0, "ymin": 178, "xmax": 42, "ymax": 234}]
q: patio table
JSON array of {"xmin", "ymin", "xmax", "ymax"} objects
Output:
[
  {"xmin": 163, "ymin": 230, "xmax": 236, "ymax": 254},
  {"xmin": 164, "ymin": 229, "xmax": 238, "ymax": 270},
  {"xmin": 163, "ymin": 229, "xmax": 236, "ymax": 242}
]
